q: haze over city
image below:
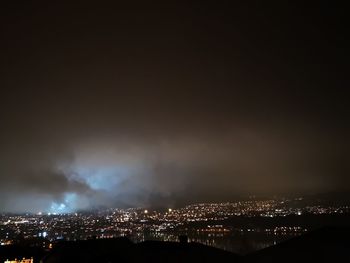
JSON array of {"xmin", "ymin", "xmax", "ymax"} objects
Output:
[
  {"xmin": 1, "ymin": 2, "xmax": 350, "ymax": 263},
  {"xmin": 0, "ymin": 2, "xmax": 348, "ymax": 214}
]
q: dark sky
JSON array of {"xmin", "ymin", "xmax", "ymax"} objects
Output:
[{"xmin": 0, "ymin": 1, "xmax": 348, "ymax": 213}]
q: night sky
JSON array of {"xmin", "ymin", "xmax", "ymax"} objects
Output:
[{"xmin": 0, "ymin": 2, "xmax": 348, "ymax": 213}]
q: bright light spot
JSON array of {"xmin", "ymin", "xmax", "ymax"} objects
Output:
[
  {"xmin": 48, "ymin": 192, "xmax": 85, "ymax": 214},
  {"xmin": 50, "ymin": 202, "xmax": 67, "ymax": 214},
  {"xmin": 168, "ymin": 208, "xmax": 172, "ymax": 212},
  {"xmin": 144, "ymin": 209, "xmax": 148, "ymax": 214}
]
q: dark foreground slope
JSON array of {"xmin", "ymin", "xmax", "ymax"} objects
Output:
[
  {"xmin": 10, "ymin": 227, "xmax": 349, "ymax": 263},
  {"xmin": 0, "ymin": 245, "xmax": 44, "ymax": 262},
  {"xmin": 42, "ymin": 237, "xmax": 241, "ymax": 263},
  {"xmin": 245, "ymin": 226, "xmax": 350, "ymax": 262}
]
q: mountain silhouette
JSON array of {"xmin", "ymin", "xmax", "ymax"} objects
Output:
[{"xmin": 2, "ymin": 227, "xmax": 349, "ymax": 263}]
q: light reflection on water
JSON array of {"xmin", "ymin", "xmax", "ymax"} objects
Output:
[{"xmin": 129, "ymin": 232, "xmax": 301, "ymax": 254}]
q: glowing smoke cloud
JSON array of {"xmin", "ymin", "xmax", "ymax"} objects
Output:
[
  {"xmin": 49, "ymin": 193, "xmax": 82, "ymax": 214},
  {"xmin": 52, "ymin": 146, "xmax": 153, "ymax": 212},
  {"xmin": 71, "ymin": 166, "xmax": 129, "ymax": 191}
]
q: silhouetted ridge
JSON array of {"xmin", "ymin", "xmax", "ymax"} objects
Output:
[
  {"xmin": 43, "ymin": 237, "xmax": 241, "ymax": 263},
  {"xmin": 0, "ymin": 245, "xmax": 44, "ymax": 262},
  {"xmin": 245, "ymin": 226, "xmax": 350, "ymax": 262},
  {"xmin": 40, "ymin": 227, "xmax": 350, "ymax": 262}
]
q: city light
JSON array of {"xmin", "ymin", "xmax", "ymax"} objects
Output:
[{"xmin": 1, "ymin": 197, "xmax": 348, "ymax": 251}]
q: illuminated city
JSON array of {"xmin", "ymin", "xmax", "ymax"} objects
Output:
[
  {"xmin": 1, "ymin": 1, "xmax": 348, "ymax": 262},
  {"xmin": 1, "ymin": 197, "xmax": 349, "ymax": 255}
]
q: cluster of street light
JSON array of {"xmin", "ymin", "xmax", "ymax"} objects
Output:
[{"xmin": 0, "ymin": 198, "xmax": 348, "ymax": 246}]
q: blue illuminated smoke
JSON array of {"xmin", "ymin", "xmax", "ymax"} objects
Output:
[
  {"xmin": 73, "ymin": 166, "xmax": 129, "ymax": 191},
  {"xmin": 48, "ymin": 162, "xmax": 144, "ymax": 213},
  {"xmin": 49, "ymin": 192, "xmax": 81, "ymax": 214}
]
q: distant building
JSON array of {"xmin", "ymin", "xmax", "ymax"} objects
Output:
[{"xmin": 4, "ymin": 258, "xmax": 33, "ymax": 263}]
